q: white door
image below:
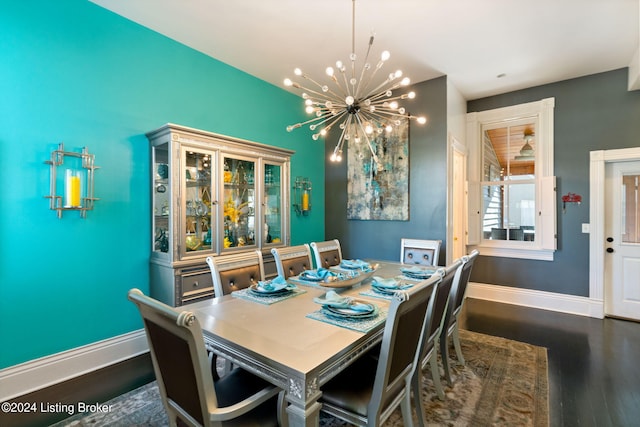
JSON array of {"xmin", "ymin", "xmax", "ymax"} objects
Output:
[
  {"xmin": 452, "ymin": 142, "xmax": 467, "ymax": 260},
  {"xmin": 604, "ymin": 160, "xmax": 640, "ymax": 320}
]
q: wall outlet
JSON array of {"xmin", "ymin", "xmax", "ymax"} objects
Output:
[{"xmin": 582, "ymin": 223, "xmax": 590, "ymax": 233}]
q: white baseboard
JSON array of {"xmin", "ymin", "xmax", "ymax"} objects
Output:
[
  {"xmin": 467, "ymin": 282, "xmax": 605, "ymax": 319},
  {"xmin": 0, "ymin": 329, "xmax": 149, "ymax": 402}
]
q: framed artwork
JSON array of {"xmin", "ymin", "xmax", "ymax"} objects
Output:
[{"xmin": 347, "ymin": 119, "xmax": 409, "ymax": 220}]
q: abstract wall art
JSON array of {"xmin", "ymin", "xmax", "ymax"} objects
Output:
[{"xmin": 347, "ymin": 119, "xmax": 409, "ymax": 220}]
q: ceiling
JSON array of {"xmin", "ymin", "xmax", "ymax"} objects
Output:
[
  {"xmin": 90, "ymin": 0, "xmax": 639, "ymax": 100},
  {"xmin": 486, "ymin": 125, "xmax": 536, "ymax": 176}
]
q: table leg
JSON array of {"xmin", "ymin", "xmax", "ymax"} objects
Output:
[{"xmin": 286, "ymin": 398, "xmax": 322, "ymax": 427}]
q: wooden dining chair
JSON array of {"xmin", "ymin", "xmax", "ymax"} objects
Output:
[
  {"xmin": 411, "ymin": 260, "xmax": 462, "ymax": 425},
  {"xmin": 440, "ymin": 249, "xmax": 479, "ymax": 384},
  {"xmin": 127, "ymin": 289, "xmax": 287, "ymax": 427},
  {"xmin": 270, "ymin": 244, "xmax": 313, "ymax": 279},
  {"xmin": 310, "ymin": 239, "xmax": 343, "ymax": 268},
  {"xmin": 318, "ymin": 274, "xmax": 442, "ymax": 427},
  {"xmin": 400, "ymin": 238, "xmax": 442, "ymax": 266},
  {"xmin": 206, "ymin": 251, "xmax": 265, "ymax": 297}
]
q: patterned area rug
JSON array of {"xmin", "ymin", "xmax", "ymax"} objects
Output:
[{"xmin": 53, "ymin": 330, "xmax": 548, "ymax": 426}]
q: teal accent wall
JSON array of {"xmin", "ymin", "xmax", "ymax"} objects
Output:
[{"xmin": 0, "ymin": 0, "xmax": 324, "ymax": 369}]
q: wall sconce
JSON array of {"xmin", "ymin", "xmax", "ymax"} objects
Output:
[
  {"xmin": 293, "ymin": 176, "xmax": 312, "ymax": 216},
  {"xmin": 561, "ymin": 192, "xmax": 581, "ymax": 213},
  {"xmin": 44, "ymin": 142, "xmax": 99, "ymax": 218}
]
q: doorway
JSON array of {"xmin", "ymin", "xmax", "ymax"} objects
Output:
[
  {"xmin": 451, "ymin": 137, "xmax": 467, "ymax": 261},
  {"xmin": 604, "ymin": 160, "xmax": 640, "ymax": 320},
  {"xmin": 590, "ymin": 147, "xmax": 640, "ymax": 320}
]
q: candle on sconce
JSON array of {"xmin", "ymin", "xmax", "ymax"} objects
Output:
[
  {"xmin": 302, "ymin": 189, "xmax": 310, "ymax": 211},
  {"xmin": 65, "ymin": 169, "xmax": 82, "ymax": 208}
]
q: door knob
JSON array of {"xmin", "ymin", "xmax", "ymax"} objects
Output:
[{"xmin": 606, "ymin": 247, "xmax": 614, "ymax": 253}]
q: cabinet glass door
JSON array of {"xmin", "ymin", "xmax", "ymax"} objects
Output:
[
  {"xmin": 183, "ymin": 148, "xmax": 215, "ymax": 256},
  {"xmin": 222, "ymin": 155, "xmax": 256, "ymax": 249},
  {"xmin": 263, "ymin": 163, "xmax": 283, "ymax": 245},
  {"xmin": 152, "ymin": 142, "xmax": 170, "ymax": 255}
]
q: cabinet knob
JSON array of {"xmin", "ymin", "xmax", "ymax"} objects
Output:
[{"xmin": 193, "ymin": 281, "xmax": 199, "ymax": 287}]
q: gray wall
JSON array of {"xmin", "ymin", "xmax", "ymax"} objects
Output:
[
  {"xmin": 325, "ymin": 76, "xmax": 449, "ymax": 264},
  {"xmin": 468, "ymin": 68, "xmax": 640, "ymax": 296}
]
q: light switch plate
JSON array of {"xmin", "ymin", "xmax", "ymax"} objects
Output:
[{"xmin": 582, "ymin": 223, "xmax": 590, "ymax": 233}]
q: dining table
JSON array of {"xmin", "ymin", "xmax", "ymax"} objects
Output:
[{"xmin": 184, "ymin": 259, "xmax": 437, "ymax": 427}]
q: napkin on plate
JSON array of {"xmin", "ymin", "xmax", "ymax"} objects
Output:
[
  {"xmin": 400, "ymin": 266, "xmax": 435, "ymax": 279},
  {"xmin": 302, "ymin": 268, "xmax": 336, "ymax": 280},
  {"xmin": 371, "ymin": 276, "xmax": 413, "ymax": 290},
  {"xmin": 313, "ymin": 291, "xmax": 372, "ymax": 311},
  {"xmin": 256, "ymin": 275, "xmax": 288, "ymax": 292},
  {"xmin": 340, "ymin": 259, "xmax": 372, "ymax": 270},
  {"xmin": 371, "ymin": 276, "xmax": 399, "ymax": 288}
]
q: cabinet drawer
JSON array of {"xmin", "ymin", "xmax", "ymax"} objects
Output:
[{"xmin": 180, "ymin": 270, "xmax": 214, "ymax": 302}]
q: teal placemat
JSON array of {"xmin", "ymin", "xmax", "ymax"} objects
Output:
[
  {"xmin": 232, "ymin": 288, "xmax": 307, "ymax": 305},
  {"xmin": 306, "ymin": 307, "xmax": 387, "ymax": 333}
]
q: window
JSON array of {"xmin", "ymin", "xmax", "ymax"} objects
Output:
[{"xmin": 467, "ymin": 98, "xmax": 556, "ymax": 260}]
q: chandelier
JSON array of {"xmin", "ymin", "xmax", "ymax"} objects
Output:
[{"xmin": 284, "ymin": 0, "xmax": 426, "ymax": 170}]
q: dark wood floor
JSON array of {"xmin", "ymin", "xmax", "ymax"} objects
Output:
[{"xmin": 460, "ymin": 298, "xmax": 640, "ymax": 427}]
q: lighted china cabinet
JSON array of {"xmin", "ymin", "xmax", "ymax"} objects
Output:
[{"xmin": 147, "ymin": 124, "xmax": 292, "ymax": 306}]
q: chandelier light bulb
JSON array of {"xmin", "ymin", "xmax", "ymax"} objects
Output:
[
  {"xmin": 401, "ymin": 77, "xmax": 410, "ymax": 86},
  {"xmin": 306, "ymin": 105, "xmax": 314, "ymax": 114},
  {"xmin": 326, "ymin": 67, "xmax": 334, "ymax": 77},
  {"xmin": 284, "ymin": 78, "xmax": 293, "ymax": 87},
  {"xmin": 417, "ymin": 116, "xmax": 427, "ymax": 124},
  {"xmin": 294, "ymin": 68, "xmax": 303, "ymax": 76},
  {"xmin": 345, "ymin": 96, "xmax": 355, "ymax": 106},
  {"xmin": 381, "ymin": 51, "xmax": 390, "ymax": 61},
  {"xmin": 407, "ymin": 91, "xmax": 416, "ymax": 99}
]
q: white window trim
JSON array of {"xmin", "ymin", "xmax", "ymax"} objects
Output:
[{"xmin": 466, "ymin": 98, "xmax": 556, "ymax": 261}]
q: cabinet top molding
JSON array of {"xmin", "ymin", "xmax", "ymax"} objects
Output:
[{"xmin": 146, "ymin": 123, "xmax": 295, "ymax": 158}]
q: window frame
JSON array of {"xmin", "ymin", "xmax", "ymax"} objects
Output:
[{"xmin": 466, "ymin": 98, "xmax": 556, "ymax": 261}]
